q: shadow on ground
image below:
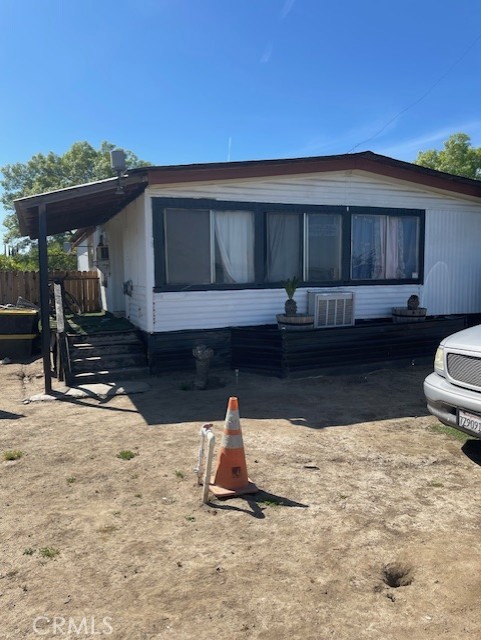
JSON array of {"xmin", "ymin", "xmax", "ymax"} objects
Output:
[
  {"xmin": 461, "ymin": 439, "xmax": 481, "ymax": 466},
  {"xmin": 68, "ymin": 364, "xmax": 431, "ymax": 429},
  {"xmin": 207, "ymin": 490, "xmax": 309, "ymax": 519}
]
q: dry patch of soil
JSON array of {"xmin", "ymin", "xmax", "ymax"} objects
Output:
[{"xmin": 1, "ymin": 359, "xmax": 481, "ymax": 639}]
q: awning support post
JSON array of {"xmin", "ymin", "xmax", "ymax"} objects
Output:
[{"xmin": 38, "ymin": 203, "xmax": 52, "ymax": 395}]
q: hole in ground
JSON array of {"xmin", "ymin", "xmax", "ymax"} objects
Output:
[{"xmin": 383, "ymin": 562, "xmax": 414, "ymax": 588}]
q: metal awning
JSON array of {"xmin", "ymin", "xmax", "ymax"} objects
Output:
[{"xmin": 14, "ymin": 171, "xmax": 149, "ymax": 239}]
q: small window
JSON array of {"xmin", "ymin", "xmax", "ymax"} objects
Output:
[
  {"xmin": 351, "ymin": 214, "xmax": 420, "ymax": 280},
  {"xmin": 307, "ymin": 213, "xmax": 342, "ymax": 281}
]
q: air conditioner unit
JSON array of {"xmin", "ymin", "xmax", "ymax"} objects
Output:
[{"xmin": 308, "ymin": 291, "xmax": 355, "ymax": 328}]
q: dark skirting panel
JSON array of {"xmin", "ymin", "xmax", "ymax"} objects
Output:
[
  {"xmin": 145, "ymin": 328, "xmax": 231, "ymax": 374},
  {"xmin": 231, "ymin": 316, "xmax": 467, "ymax": 377}
]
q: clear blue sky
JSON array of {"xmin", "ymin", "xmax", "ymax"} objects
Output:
[{"xmin": 1, "ymin": 0, "xmax": 480, "ymax": 242}]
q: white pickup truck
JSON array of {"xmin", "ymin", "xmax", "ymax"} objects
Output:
[{"xmin": 424, "ymin": 324, "xmax": 481, "ymax": 439}]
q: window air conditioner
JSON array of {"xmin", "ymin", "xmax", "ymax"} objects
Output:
[{"xmin": 308, "ymin": 291, "xmax": 355, "ymax": 328}]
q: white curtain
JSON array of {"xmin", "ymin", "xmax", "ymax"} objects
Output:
[
  {"xmin": 386, "ymin": 217, "xmax": 405, "ymax": 278},
  {"xmin": 214, "ymin": 211, "xmax": 255, "ymax": 283}
]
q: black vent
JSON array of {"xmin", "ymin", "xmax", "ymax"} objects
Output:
[{"xmin": 447, "ymin": 353, "xmax": 481, "ymax": 389}]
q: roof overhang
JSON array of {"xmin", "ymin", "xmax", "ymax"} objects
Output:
[
  {"xmin": 141, "ymin": 151, "xmax": 481, "ymax": 200},
  {"xmin": 15, "ymin": 172, "xmax": 149, "ymax": 239},
  {"xmin": 14, "ymin": 151, "xmax": 481, "ymax": 240}
]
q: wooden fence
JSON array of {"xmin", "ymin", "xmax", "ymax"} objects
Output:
[{"xmin": 0, "ymin": 270, "xmax": 101, "ymax": 312}]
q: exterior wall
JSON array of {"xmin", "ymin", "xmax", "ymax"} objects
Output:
[
  {"xmin": 103, "ymin": 194, "xmax": 150, "ymax": 331},
  {"xmin": 146, "ymin": 170, "xmax": 481, "ymax": 332}
]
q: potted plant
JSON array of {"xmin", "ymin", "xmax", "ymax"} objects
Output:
[
  {"xmin": 276, "ymin": 277, "xmax": 314, "ymax": 330},
  {"xmin": 392, "ymin": 295, "xmax": 427, "ymax": 323},
  {"xmin": 284, "ymin": 276, "xmax": 299, "ymax": 316}
]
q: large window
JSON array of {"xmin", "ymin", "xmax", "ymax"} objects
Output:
[
  {"xmin": 164, "ymin": 208, "xmax": 255, "ymax": 285},
  {"xmin": 351, "ymin": 214, "xmax": 420, "ymax": 280},
  {"xmin": 153, "ymin": 199, "xmax": 424, "ymax": 289}
]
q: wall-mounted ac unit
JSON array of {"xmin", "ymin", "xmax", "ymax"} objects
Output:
[{"xmin": 308, "ymin": 291, "xmax": 355, "ymax": 328}]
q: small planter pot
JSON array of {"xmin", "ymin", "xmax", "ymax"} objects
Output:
[
  {"xmin": 392, "ymin": 307, "xmax": 427, "ymax": 323},
  {"xmin": 276, "ymin": 313, "xmax": 315, "ymax": 331}
]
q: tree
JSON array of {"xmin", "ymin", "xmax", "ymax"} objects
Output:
[
  {"xmin": 414, "ymin": 133, "xmax": 481, "ymax": 179},
  {"xmin": 1, "ymin": 140, "xmax": 150, "ymax": 250}
]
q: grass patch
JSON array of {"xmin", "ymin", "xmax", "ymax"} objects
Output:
[
  {"xmin": 66, "ymin": 476, "xmax": 76, "ymax": 484},
  {"xmin": 3, "ymin": 450, "xmax": 23, "ymax": 461},
  {"xmin": 117, "ymin": 450, "xmax": 137, "ymax": 461},
  {"xmin": 427, "ymin": 480, "xmax": 444, "ymax": 488},
  {"xmin": 430, "ymin": 423, "xmax": 468, "ymax": 442},
  {"xmin": 259, "ymin": 499, "xmax": 283, "ymax": 508},
  {"xmin": 23, "ymin": 548, "xmax": 35, "ymax": 556},
  {"xmin": 39, "ymin": 547, "xmax": 60, "ymax": 559},
  {"xmin": 184, "ymin": 515, "xmax": 196, "ymax": 522},
  {"xmin": 175, "ymin": 470, "xmax": 185, "ymax": 479}
]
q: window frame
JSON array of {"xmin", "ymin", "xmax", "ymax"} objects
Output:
[{"xmin": 152, "ymin": 197, "xmax": 425, "ymax": 291}]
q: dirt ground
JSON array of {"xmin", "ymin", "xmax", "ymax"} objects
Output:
[{"xmin": 1, "ymin": 357, "xmax": 481, "ymax": 640}]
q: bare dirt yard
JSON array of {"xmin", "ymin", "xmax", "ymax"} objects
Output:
[{"xmin": 1, "ymin": 358, "xmax": 481, "ymax": 640}]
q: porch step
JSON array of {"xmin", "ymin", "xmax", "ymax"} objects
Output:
[
  {"xmin": 71, "ymin": 353, "xmax": 148, "ymax": 373},
  {"xmin": 68, "ymin": 331, "xmax": 141, "ymax": 347},
  {"xmin": 70, "ymin": 343, "xmax": 146, "ymax": 358},
  {"xmin": 64, "ymin": 328, "xmax": 149, "ymax": 384},
  {"xmin": 71, "ymin": 366, "xmax": 151, "ymax": 384}
]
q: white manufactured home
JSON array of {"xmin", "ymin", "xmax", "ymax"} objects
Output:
[{"xmin": 15, "ymin": 151, "xmax": 481, "ymax": 375}]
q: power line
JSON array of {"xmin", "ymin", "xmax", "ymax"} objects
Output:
[{"xmin": 347, "ymin": 32, "xmax": 481, "ymax": 154}]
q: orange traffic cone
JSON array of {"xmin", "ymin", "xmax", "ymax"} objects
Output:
[{"xmin": 210, "ymin": 397, "xmax": 258, "ymax": 498}]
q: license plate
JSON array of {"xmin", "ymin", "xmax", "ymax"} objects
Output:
[{"xmin": 458, "ymin": 409, "xmax": 481, "ymax": 434}]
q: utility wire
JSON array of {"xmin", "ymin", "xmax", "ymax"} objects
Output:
[{"xmin": 347, "ymin": 32, "xmax": 481, "ymax": 154}]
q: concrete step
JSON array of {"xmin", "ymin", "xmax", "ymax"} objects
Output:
[{"xmin": 71, "ymin": 353, "xmax": 148, "ymax": 373}]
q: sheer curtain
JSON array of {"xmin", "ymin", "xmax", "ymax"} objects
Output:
[
  {"xmin": 352, "ymin": 215, "xmax": 385, "ymax": 279},
  {"xmin": 266, "ymin": 213, "xmax": 301, "ymax": 282},
  {"xmin": 214, "ymin": 211, "xmax": 255, "ymax": 283},
  {"xmin": 386, "ymin": 217, "xmax": 405, "ymax": 278}
]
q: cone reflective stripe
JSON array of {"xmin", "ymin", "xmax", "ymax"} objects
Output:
[{"xmin": 210, "ymin": 396, "xmax": 258, "ymax": 498}]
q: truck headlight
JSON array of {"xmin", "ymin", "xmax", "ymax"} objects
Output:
[{"xmin": 434, "ymin": 346, "xmax": 445, "ymax": 376}]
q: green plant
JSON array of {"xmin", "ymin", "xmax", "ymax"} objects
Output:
[
  {"xmin": 283, "ymin": 276, "xmax": 299, "ymax": 300},
  {"xmin": 39, "ymin": 547, "xmax": 60, "ymax": 559},
  {"xmin": 66, "ymin": 476, "xmax": 76, "ymax": 484},
  {"xmin": 175, "ymin": 470, "xmax": 185, "ymax": 479},
  {"xmin": 259, "ymin": 498, "xmax": 283, "ymax": 508},
  {"xmin": 429, "ymin": 423, "xmax": 468, "ymax": 442},
  {"xmin": 117, "ymin": 450, "xmax": 137, "ymax": 461},
  {"xmin": 427, "ymin": 480, "xmax": 444, "ymax": 488},
  {"xmin": 23, "ymin": 547, "xmax": 35, "ymax": 556},
  {"xmin": 185, "ymin": 515, "xmax": 196, "ymax": 522},
  {"xmin": 3, "ymin": 450, "xmax": 23, "ymax": 461}
]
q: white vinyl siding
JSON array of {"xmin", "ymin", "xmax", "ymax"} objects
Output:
[{"xmin": 114, "ymin": 170, "xmax": 481, "ymax": 332}]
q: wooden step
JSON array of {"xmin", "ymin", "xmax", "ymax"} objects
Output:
[
  {"xmin": 68, "ymin": 331, "xmax": 142, "ymax": 347},
  {"xmin": 70, "ymin": 343, "xmax": 146, "ymax": 358},
  {"xmin": 71, "ymin": 353, "xmax": 148, "ymax": 373},
  {"xmin": 71, "ymin": 366, "xmax": 151, "ymax": 384}
]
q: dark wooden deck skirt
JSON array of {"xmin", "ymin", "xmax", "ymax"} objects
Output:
[
  {"xmin": 144, "ymin": 316, "xmax": 467, "ymax": 377},
  {"xmin": 231, "ymin": 316, "xmax": 467, "ymax": 377}
]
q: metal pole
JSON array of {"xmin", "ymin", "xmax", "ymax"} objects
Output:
[{"xmin": 38, "ymin": 203, "xmax": 52, "ymax": 394}]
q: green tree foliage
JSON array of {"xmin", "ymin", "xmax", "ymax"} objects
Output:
[
  {"xmin": 1, "ymin": 140, "xmax": 149, "ymax": 250},
  {"xmin": 0, "ymin": 239, "xmax": 78, "ymax": 270},
  {"xmin": 414, "ymin": 133, "xmax": 481, "ymax": 179}
]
